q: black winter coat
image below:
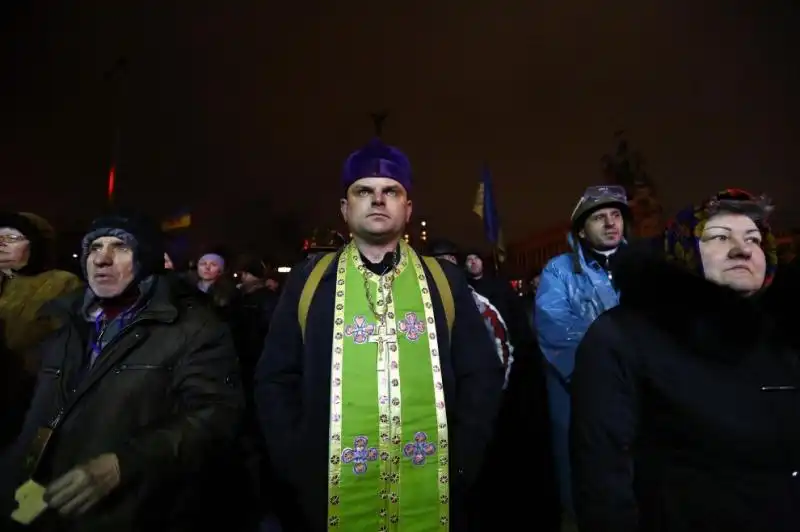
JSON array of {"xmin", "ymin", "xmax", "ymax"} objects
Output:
[
  {"xmin": 468, "ymin": 275, "xmax": 560, "ymax": 531},
  {"xmin": 570, "ymin": 249, "xmax": 800, "ymax": 532},
  {"xmin": 1, "ymin": 275, "xmax": 245, "ymax": 532},
  {"xmin": 255, "ymin": 252, "xmax": 505, "ymax": 531}
]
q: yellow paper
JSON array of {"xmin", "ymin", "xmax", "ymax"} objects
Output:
[{"xmin": 11, "ymin": 479, "xmax": 47, "ymax": 524}]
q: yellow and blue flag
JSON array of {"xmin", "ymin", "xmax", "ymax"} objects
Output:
[
  {"xmin": 473, "ymin": 164, "xmax": 506, "ymax": 262},
  {"xmin": 161, "ymin": 210, "xmax": 191, "ymax": 232}
]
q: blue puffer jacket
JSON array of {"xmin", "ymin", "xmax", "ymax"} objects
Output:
[{"xmin": 534, "ymin": 234, "xmax": 621, "ymax": 516}]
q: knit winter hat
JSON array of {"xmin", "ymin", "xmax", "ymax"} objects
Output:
[{"xmin": 81, "ymin": 212, "xmax": 165, "ymax": 283}]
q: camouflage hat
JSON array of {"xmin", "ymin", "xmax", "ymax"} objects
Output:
[{"xmin": 570, "ymin": 185, "xmax": 630, "ymax": 227}]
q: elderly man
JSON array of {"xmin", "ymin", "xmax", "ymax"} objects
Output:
[{"xmin": 3, "ymin": 212, "xmax": 243, "ymax": 531}]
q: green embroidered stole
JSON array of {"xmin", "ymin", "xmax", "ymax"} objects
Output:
[{"xmin": 327, "ymin": 241, "xmax": 451, "ymax": 531}]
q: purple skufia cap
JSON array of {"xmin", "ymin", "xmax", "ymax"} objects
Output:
[{"xmin": 342, "ymin": 138, "xmax": 412, "ymax": 193}]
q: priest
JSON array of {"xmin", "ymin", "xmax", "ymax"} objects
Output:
[{"xmin": 255, "ymin": 137, "xmax": 503, "ymax": 531}]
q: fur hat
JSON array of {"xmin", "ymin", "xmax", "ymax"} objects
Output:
[{"xmin": 0, "ymin": 211, "xmax": 57, "ymax": 274}]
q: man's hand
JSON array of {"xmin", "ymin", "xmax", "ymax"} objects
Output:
[{"xmin": 44, "ymin": 453, "xmax": 121, "ymax": 516}]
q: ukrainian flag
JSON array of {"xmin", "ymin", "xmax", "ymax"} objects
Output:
[
  {"xmin": 161, "ymin": 211, "xmax": 191, "ymax": 232},
  {"xmin": 473, "ymin": 164, "xmax": 506, "ymax": 262}
]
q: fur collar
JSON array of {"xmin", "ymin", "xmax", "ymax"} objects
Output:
[{"xmin": 613, "ymin": 242, "xmax": 800, "ymax": 362}]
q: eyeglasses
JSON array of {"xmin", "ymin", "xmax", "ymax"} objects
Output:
[{"xmin": 0, "ymin": 234, "xmax": 27, "ymax": 244}]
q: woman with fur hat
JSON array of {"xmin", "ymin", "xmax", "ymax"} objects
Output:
[
  {"xmin": 0, "ymin": 212, "xmax": 82, "ymax": 448},
  {"xmin": 570, "ymin": 189, "xmax": 799, "ymax": 531}
]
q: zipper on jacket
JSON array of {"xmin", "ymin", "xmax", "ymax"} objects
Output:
[
  {"xmin": 47, "ymin": 316, "xmax": 149, "ymax": 431},
  {"xmin": 761, "ymin": 385, "xmax": 798, "ymax": 392},
  {"xmin": 95, "ymin": 315, "xmax": 147, "ymax": 358},
  {"xmin": 48, "ymin": 408, "xmax": 64, "ymax": 430},
  {"xmin": 115, "ymin": 363, "xmax": 170, "ymax": 372}
]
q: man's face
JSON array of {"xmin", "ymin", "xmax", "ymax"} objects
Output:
[
  {"xmin": 164, "ymin": 253, "xmax": 174, "ymax": 270},
  {"xmin": 87, "ymin": 236, "xmax": 135, "ymax": 298},
  {"xmin": 340, "ymin": 177, "xmax": 412, "ymax": 242},
  {"xmin": 465, "ymin": 254, "xmax": 483, "ymax": 277},
  {"xmin": 0, "ymin": 227, "xmax": 30, "ymax": 269},
  {"xmin": 580, "ymin": 207, "xmax": 624, "ymax": 250}
]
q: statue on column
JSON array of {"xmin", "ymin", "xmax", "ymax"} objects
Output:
[
  {"xmin": 370, "ymin": 111, "xmax": 388, "ymax": 137},
  {"xmin": 601, "ymin": 131, "xmax": 664, "ymax": 238}
]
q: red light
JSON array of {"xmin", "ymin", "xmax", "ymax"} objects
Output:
[
  {"xmin": 303, "ymin": 239, "xmax": 310, "ymax": 250},
  {"xmin": 107, "ymin": 166, "xmax": 116, "ymax": 199}
]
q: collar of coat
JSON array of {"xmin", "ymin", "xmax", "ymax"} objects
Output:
[
  {"xmin": 41, "ymin": 273, "xmax": 201, "ymax": 326},
  {"xmin": 611, "ymin": 241, "xmax": 800, "ymax": 363}
]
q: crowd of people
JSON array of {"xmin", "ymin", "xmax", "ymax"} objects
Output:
[{"xmin": 1, "ymin": 136, "xmax": 798, "ymax": 531}]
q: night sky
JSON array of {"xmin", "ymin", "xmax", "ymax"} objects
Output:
[{"xmin": 2, "ymin": 1, "xmax": 799, "ymax": 255}]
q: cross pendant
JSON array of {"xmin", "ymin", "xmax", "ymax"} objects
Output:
[{"xmin": 368, "ymin": 325, "xmax": 398, "ymax": 373}]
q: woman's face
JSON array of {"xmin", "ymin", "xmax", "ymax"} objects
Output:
[
  {"xmin": 698, "ymin": 212, "xmax": 766, "ymax": 295},
  {"xmin": 0, "ymin": 227, "xmax": 30, "ymax": 270},
  {"xmin": 197, "ymin": 258, "xmax": 222, "ymax": 281}
]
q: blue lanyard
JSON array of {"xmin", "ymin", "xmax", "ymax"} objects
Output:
[{"xmin": 90, "ymin": 312, "xmax": 107, "ymax": 356}]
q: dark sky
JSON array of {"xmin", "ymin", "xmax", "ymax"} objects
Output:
[{"xmin": 2, "ymin": 1, "xmax": 799, "ymax": 252}]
